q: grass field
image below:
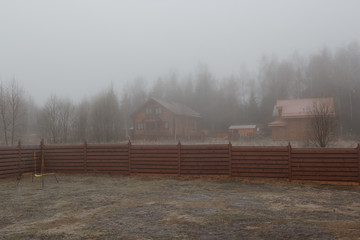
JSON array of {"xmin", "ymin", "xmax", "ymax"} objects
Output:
[{"xmin": 1, "ymin": 174, "xmax": 360, "ymax": 239}]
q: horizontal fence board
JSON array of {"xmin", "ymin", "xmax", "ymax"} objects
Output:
[
  {"xmin": 232, "ymin": 152, "xmax": 289, "ymax": 156},
  {"xmin": 87, "ymin": 159, "xmax": 128, "ymax": 162},
  {"xmin": 131, "ymin": 162, "xmax": 177, "ymax": 167},
  {"xmin": 181, "ymin": 166, "xmax": 229, "ymax": 170},
  {"xmin": 232, "ymin": 160, "xmax": 288, "ymax": 165},
  {"xmin": 131, "ymin": 146, "xmax": 177, "ymax": 150},
  {"xmin": 291, "ymin": 148, "xmax": 357, "ymax": 154},
  {"xmin": 46, "ymin": 152, "xmax": 84, "ymax": 157},
  {"xmin": 232, "ymin": 168, "xmax": 289, "ymax": 173},
  {"xmin": 131, "ymin": 170, "xmax": 178, "ymax": 174},
  {"xmin": 291, "ymin": 154, "xmax": 357, "ymax": 159},
  {"xmin": 130, "ymin": 153, "xmax": 178, "ymax": 158},
  {"xmin": 291, "ymin": 158, "xmax": 357, "ymax": 163},
  {"xmin": 87, "ymin": 166, "xmax": 128, "ymax": 171},
  {"xmin": 87, "ymin": 165, "xmax": 128, "ymax": 169},
  {"xmin": 131, "ymin": 157, "xmax": 176, "ymax": 161},
  {"xmin": 130, "ymin": 148, "xmax": 177, "ymax": 153},
  {"xmin": 0, "ymin": 161, "xmax": 20, "ymax": 167},
  {"xmin": 232, "ymin": 164, "xmax": 288, "ymax": 169},
  {"xmin": 0, "ymin": 149, "xmax": 19, "ymax": 153},
  {"xmin": 181, "ymin": 158, "xmax": 228, "ymax": 162},
  {"xmin": 180, "ymin": 170, "xmax": 230, "ymax": 175},
  {"xmin": 46, "ymin": 157, "xmax": 83, "ymax": 161},
  {"xmin": 181, "ymin": 149, "xmax": 229, "ymax": 154},
  {"xmin": 181, "ymin": 145, "xmax": 228, "ymax": 150},
  {"xmin": 291, "ymin": 162, "xmax": 358, "ymax": 167},
  {"xmin": 87, "ymin": 144, "xmax": 129, "ymax": 151},
  {"xmin": 292, "ymin": 171, "xmax": 358, "ymax": 176},
  {"xmin": 0, "ymin": 155, "xmax": 19, "ymax": 160},
  {"xmin": 0, "ymin": 159, "xmax": 20, "ymax": 164},
  {"xmin": 86, "ymin": 153, "xmax": 128, "ymax": 157},
  {"xmin": 181, "ymin": 161, "xmax": 229, "ymax": 166},
  {"xmin": 180, "ymin": 154, "xmax": 228, "ymax": 158},
  {"xmin": 86, "ymin": 157, "xmax": 128, "ymax": 161},
  {"xmin": 232, "ymin": 156, "xmax": 289, "ymax": 160},
  {"xmin": 232, "ymin": 172, "xmax": 289, "ymax": 178},
  {"xmin": 0, "ymin": 169, "xmax": 20, "ymax": 175},
  {"xmin": 232, "ymin": 146, "xmax": 288, "ymax": 152}
]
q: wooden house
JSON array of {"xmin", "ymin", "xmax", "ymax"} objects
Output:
[
  {"xmin": 268, "ymin": 98, "xmax": 335, "ymax": 141},
  {"xmin": 132, "ymin": 98, "xmax": 200, "ymax": 140}
]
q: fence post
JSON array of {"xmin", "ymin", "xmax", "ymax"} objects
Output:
[
  {"xmin": 178, "ymin": 141, "xmax": 181, "ymax": 176},
  {"xmin": 39, "ymin": 139, "xmax": 44, "ymax": 176},
  {"xmin": 288, "ymin": 142, "xmax": 292, "ymax": 182},
  {"xmin": 84, "ymin": 140, "xmax": 88, "ymax": 173},
  {"xmin": 358, "ymin": 143, "xmax": 360, "ymax": 185},
  {"xmin": 128, "ymin": 140, "xmax": 132, "ymax": 175},
  {"xmin": 17, "ymin": 140, "xmax": 22, "ymax": 175},
  {"xmin": 229, "ymin": 141, "xmax": 232, "ymax": 177}
]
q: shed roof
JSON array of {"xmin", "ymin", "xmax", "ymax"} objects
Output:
[
  {"xmin": 229, "ymin": 125, "xmax": 257, "ymax": 130},
  {"xmin": 273, "ymin": 98, "xmax": 335, "ymax": 118},
  {"xmin": 268, "ymin": 119, "xmax": 287, "ymax": 127}
]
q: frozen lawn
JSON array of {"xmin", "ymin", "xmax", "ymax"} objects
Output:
[{"xmin": 1, "ymin": 174, "xmax": 360, "ymax": 239}]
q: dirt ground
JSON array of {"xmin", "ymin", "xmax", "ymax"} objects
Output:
[{"xmin": 1, "ymin": 174, "xmax": 360, "ymax": 240}]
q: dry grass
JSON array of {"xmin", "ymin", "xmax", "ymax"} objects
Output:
[{"xmin": 1, "ymin": 174, "xmax": 360, "ymax": 239}]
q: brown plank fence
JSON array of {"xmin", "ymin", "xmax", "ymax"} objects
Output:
[
  {"xmin": 0, "ymin": 142, "xmax": 39, "ymax": 179},
  {"xmin": 1, "ymin": 141, "xmax": 360, "ymax": 185},
  {"xmin": 231, "ymin": 146, "xmax": 290, "ymax": 179}
]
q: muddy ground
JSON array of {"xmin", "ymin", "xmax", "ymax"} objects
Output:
[{"xmin": 0, "ymin": 174, "xmax": 360, "ymax": 240}]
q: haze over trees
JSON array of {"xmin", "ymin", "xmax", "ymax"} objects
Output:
[{"xmin": 0, "ymin": 42, "xmax": 360, "ymax": 145}]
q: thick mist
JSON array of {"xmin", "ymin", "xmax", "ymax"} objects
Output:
[{"xmin": 1, "ymin": 0, "xmax": 360, "ymax": 104}]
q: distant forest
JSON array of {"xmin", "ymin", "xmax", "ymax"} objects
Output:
[{"xmin": 1, "ymin": 42, "xmax": 360, "ymax": 144}]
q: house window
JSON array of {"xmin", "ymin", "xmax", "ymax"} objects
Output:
[
  {"xmin": 155, "ymin": 107, "xmax": 162, "ymax": 114},
  {"xmin": 137, "ymin": 122, "xmax": 144, "ymax": 130},
  {"xmin": 164, "ymin": 121, "xmax": 169, "ymax": 129},
  {"xmin": 146, "ymin": 108, "xmax": 152, "ymax": 114},
  {"xmin": 307, "ymin": 125, "xmax": 313, "ymax": 133}
]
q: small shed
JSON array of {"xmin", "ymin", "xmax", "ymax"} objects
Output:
[{"xmin": 228, "ymin": 125, "xmax": 258, "ymax": 140}]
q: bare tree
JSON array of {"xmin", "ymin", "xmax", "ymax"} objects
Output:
[
  {"xmin": 0, "ymin": 80, "xmax": 26, "ymax": 145},
  {"xmin": 308, "ymin": 101, "xmax": 336, "ymax": 147},
  {"xmin": 90, "ymin": 87, "xmax": 122, "ymax": 143},
  {"xmin": 0, "ymin": 83, "xmax": 10, "ymax": 145},
  {"xmin": 40, "ymin": 95, "xmax": 75, "ymax": 144},
  {"xmin": 40, "ymin": 95, "xmax": 60, "ymax": 143},
  {"xmin": 72, "ymin": 99, "xmax": 90, "ymax": 143},
  {"xmin": 9, "ymin": 80, "xmax": 26, "ymax": 145},
  {"xmin": 58, "ymin": 98, "xmax": 74, "ymax": 143}
]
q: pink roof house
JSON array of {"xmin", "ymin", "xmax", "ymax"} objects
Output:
[{"xmin": 268, "ymin": 98, "xmax": 335, "ymax": 141}]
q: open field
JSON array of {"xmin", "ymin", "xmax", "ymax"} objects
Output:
[{"xmin": 1, "ymin": 174, "xmax": 360, "ymax": 240}]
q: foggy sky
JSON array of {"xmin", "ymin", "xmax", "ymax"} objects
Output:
[{"xmin": 1, "ymin": 0, "xmax": 359, "ymax": 105}]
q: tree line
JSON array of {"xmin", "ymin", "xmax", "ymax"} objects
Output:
[{"xmin": 1, "ymin": 42, "xmax": 359, "ymax": 145}]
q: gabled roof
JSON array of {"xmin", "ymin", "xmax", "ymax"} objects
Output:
[
  {"xmin": 229, "ymin": 125, "xmax": 256, "ymax": 130},
  {"xmin": 273, "ymin": 98, "xmax": 335, "ymax": 118},
  {"xmin": 152, "ymin": 98, "xmax": 200, "ymax": 118},
  {"xmin": 132, "ymin": 97, "xmax": 200, "ymax": 118}
]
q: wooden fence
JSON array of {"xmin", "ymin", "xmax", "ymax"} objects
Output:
[{"xmin": 1, "ymin": 141, "xmax": 360, "ymax": 184}]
